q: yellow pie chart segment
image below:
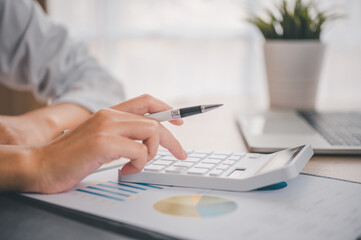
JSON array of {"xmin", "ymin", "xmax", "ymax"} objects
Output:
[{"xmin": 153, "ymin": 195, "xmax": 237, "ymax": 218}]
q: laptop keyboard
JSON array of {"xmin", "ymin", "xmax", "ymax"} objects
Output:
[{"xmin": 299, "ymin": 111, "xmax": 361, "ymax": 146}]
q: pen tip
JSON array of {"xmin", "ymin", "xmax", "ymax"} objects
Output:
[{"xmin": 202, "ymin": 104, "xmax": 223, "ymax": 113}]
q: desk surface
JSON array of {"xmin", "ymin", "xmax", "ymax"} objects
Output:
[{"xmin": 1, "ymin": 94, "xmax": 360, "ymax": 240}]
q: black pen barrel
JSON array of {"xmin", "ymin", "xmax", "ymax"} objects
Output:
[{"xmin": 179, "ymin": 106, "xmax": 202, "ymax": 118}]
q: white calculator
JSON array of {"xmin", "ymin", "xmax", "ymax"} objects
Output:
[{"xmin": 118, "ymin": 145, "xmax": 313, "ymax": 191}]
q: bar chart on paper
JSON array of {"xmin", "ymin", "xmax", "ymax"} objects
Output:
[
  {"xmin": 24, "ymin": 169, "xmax": 361, "ymax": 240},
  {"xmin": 75, "ymin": 180, "xmax": 165, "ymax": 203}
]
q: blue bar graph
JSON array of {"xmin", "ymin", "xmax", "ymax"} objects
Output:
[
  {"xmin": 87, "ymin": 186, "xmax": 132, "ymax": 198},
  {"xmin": 76, "ymin": 189, "xmax": 124, "ymax": 202},
  {"xmin": 75, "ymin": 180, "xmax": 165, "ymax": 202},
  {"xmin": 97, "ymin": 183, "xmax": 138, "ymax": 194}
]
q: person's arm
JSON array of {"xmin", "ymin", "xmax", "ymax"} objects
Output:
[
  {"xmin": 0, "ymin": 145, "xmax": 39, "ymax": 192},
  {"xmin": 0, "ymin": 103, "xmax": 91, "ymax": 145},
  {"xmin": 0, "ymin": 95, "xmax": 187, "ymax": 193},
  {"xmin": 0, "ymin": 0, "xmax": 125, "ymax": 144},
  {"xmin": 0, "ymin": 0, "xmax": 125, "ymax": 112}
]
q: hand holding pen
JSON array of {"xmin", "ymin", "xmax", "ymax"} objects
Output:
[{"xmin": 55, "ymin": 95, "xmax": 223, "ymax": 193}]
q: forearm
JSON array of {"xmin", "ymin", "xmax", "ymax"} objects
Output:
[
  {"xmin": 23, "ymin": 103, "xmax": 92, "ymax": 141},
  {"xmin": 0, "ymin": 103, "xmax": 91, "ymax": 146},
  {"xmin": 0, "ymin": 145, "xmax": 38, "ymax": 192}
]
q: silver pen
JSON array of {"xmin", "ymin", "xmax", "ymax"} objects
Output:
[{"xmin": 145, "ymin": 104, "xmax": 223, "ymax": 122}]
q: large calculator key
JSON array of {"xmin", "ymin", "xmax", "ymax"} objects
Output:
[
  {"xmin": 222, "ymin": 160, "xmax": 236, "ymax": 166},
  {"xmin": 194, "ymin": 163, "xmax": 215, "ymax": 169},
  {"xmin": 165, "ymin": 166, "xmax": 187, "ymax": 174},
  {"xmin": 173, "ymin": 162, "xmax": 194, "ymax": 168},
  {"xmin": 201, "ymin": 159, "xmax": 221, "ymax": 164},
  {"xmin": 144, "ymin": 165, "xmax": 165, "ymax": 172},
  {"xmin": 184, "ymin": 157, "xmax": 202, "ymax": 163},
  {"xmin": 227, "ymin": 155, "xmax": 242, "ymax": 161},
  {"xmin": 209, "ymin": 169, "xmax": 224, "ymax": 176},
  {"xmin": 187, "ymin": 168, "xmax": 209, "ymax": 175},
  {"xmin": 216, "ymin": 164, "xmax": 230, "ymax": 170},
  {"xmin": 152, "ymin": 160, "xmax": 173, "ymax": 166}
]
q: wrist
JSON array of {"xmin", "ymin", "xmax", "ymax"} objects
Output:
[
  {"xmin": 0, "ymin": 145, "xmax": 41, "ymax": 192},
  {"xmin": 24, "ymin": 103, "xmax": 91, "ymax": 140}
]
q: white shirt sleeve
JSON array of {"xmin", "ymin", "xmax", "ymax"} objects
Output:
[{"xmin": 0, "ymin": 0, "xmax": 125, "ymax": 113}]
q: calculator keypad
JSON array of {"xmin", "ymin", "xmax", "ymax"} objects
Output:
[{"xmin": 143, "ymin": 149, "xmax": 256, "ymax": 177}]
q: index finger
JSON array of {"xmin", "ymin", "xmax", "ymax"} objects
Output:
[{"xmin": 111, "ymin": 94, "xmax": 184, "ymax": 125}]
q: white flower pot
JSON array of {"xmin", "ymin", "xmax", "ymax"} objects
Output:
[{"xmin": 264, "ymin": 40, "xmax": 325, "ymax": 110}]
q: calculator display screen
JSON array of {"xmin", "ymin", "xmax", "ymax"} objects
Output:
[{"xmin": 256, "ymin": 145, "xmax": 304, "ymax": 175}]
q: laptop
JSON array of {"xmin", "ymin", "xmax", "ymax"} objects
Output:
[{"xmin": 236, "ymin": 110, "xmax": 361, "ymax": 155}]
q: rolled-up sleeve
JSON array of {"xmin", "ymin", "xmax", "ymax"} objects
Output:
[{"xmin": 0, "ymin": 0, "xmax": 125, "ymax": 113}]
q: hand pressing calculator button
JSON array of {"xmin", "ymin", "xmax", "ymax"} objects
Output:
[{"xmin": 119, "ymin": 145, "xmax": 313, "ymax": 192}]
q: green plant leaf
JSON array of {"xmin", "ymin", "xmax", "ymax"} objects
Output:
[{"xmin": 248, "ymin": 0, "xmax": 343, "ymax": 40}]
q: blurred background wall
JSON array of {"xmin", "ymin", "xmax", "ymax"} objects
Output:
[
  {"xmin": 2, "ymin": 0, "xmax": 361, "ymax": 114},
  {"xmin": 47, "ymin": 0, "xmax": 361, "ymax": 105}
]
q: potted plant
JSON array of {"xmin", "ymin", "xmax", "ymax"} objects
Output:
[{"xmin": 249, "ymin": 0, "xmax": 340, "ymax": 109}]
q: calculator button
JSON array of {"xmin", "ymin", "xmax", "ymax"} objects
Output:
[
  {"xmin": 194, "ymin": 151, "xmax": 212, "ymax": 154},
  {"xmin": 144, "ymin": 165, "xmax": 165, "ymax": 172},
  {"xmin": 209, "ymin": 169, "xmax": 224, "ymax": 176},
  {"xmin": 208, "ymin": 154, "xmax": 228, "ymax": 160},
  {"xmin": 165, "ymin": 166, "xmax": 187, "ymax": 174},
  {"xmin": 216, "ymin": 164, "xmax": 230, "ymax": 170},
  {"xmin": 213, "ymin": 151, "xmax": 232, "ymax": 155},
  {"xmin": 152, "ymin": 160, "xmax": 173, "ymax": 166},
  {"xmin": 201, "ymin": 159, "xmax": 221, "ymax": 164},
  {"xmin": 227, "ymin": 155, "xmax": 242, "ymax": 161},
  {"xmin": 161, "ymin": 156, "xmax": 178, "ymax": 161},
  {"xmin": 222, "ymin": 160, "xmax": 236, "ymax": 166},
  {"xmin": 194, "ymin": 163, "xmax": 215, "ymax": 169},
  {"xmin": 233, "ymin": 153, "xmax": 246, "ymax": 157},
  {"xmin": 190, "ymin": 153, "xmax": 208, "ymax": 158},
  {"xmin": 184, "ymin": 157, "xmax": 202, "ymax": 163},
  {"xmin": 187, "ymin": 168, "xmax": 209, "ymax": 175},
  {"xmin": 173, "ymin": 162, "xmax": 194, "ymax": 168}
]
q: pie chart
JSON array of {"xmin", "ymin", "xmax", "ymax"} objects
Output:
[{"xmin": 153, "ymin": 195, "xmax": 237, "ymax": 218}]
